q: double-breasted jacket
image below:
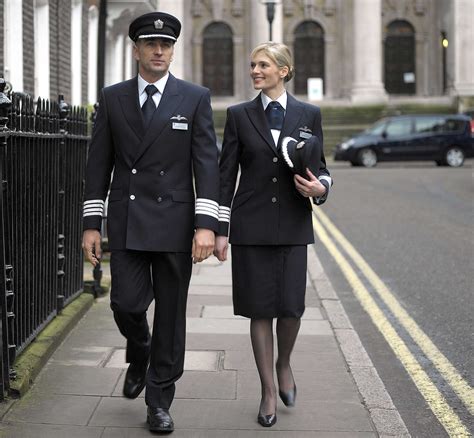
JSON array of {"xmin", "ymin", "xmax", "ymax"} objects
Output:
[{"xmin": 83, "ymin": 74, "xmax": 220, "ymax": 252}]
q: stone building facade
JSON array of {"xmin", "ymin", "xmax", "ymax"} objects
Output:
[
  {"xmin": 2, "ymin": 0, "xmax": 473, "ymax": 105},
  {"xmin": 1, "ymin": 0, "xmax": 89, "ymax": 105},
  {"xmin": 103, "ymin": 0, "xmax": 473, "ymax": 106}
]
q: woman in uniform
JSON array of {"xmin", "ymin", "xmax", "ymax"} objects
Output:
[{"xmin": 214, "ymin": 42, "xmax": 332, "ymax": 427}]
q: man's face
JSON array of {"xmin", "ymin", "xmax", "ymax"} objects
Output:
[{"xmin": 133, "ymin": 38, "xmax": 174, "ymax": 80}]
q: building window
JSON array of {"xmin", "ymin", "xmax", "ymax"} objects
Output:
[
  {"xmin": 294, "ymin": 21, "xmax": 324, "ymax": 95},
  {"xmin": 202, "ymin": 22, "xmax": 233, "ymax": 96},
  {"xmin": 384, "ymin": 20, "xmax": 416, "ymax": 95}
]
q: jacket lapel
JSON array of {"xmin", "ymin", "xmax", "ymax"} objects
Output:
[
  {"xmin": 118, "ymin": 77, "xmax": 143, "ymax": 142},
  {"xmin": 277, "ymin": 93, "xmax": 304, "ymax": 149},
  {"xmin": 245, "ymin": 94, "xmax": 277, "ymax": 155},
  {"xmin": 132, "ymin": 74, "xmax": 184, "ymax": 165}
]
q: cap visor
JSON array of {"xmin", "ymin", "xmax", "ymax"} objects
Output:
[{"xmin": 137, "ymin": 34, "xmax": 177, "ymax": 41}]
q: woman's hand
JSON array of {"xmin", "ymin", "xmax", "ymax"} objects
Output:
[
  {"xmin": 294, "ymin": 168, "xmax": 327, "ymax": 198},
  {"xmin": 214, "ymin": 236, "xmax": 229, "ymax": 261}
]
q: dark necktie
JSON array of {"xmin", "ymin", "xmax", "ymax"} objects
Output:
[
  {"xmin": 142, "ymin": 84, "xmax": 158, "ymax": 127},
  {"xmin": 265, "ymin": 101, "xmax": 285, "ymax": 130}
]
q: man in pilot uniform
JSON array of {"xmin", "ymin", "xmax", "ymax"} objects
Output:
[{"xmin": 82, "ymin": 12, "xmax": 220, "ymax": 433}]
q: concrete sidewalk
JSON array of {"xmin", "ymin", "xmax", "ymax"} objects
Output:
[{"xmin": 0, "ymin": 246, "xmax": 408, "ymax": 437}]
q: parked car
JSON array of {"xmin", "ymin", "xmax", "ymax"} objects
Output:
[{"xmin": 334, "ymin": 114, "xmax": 473, "ymax": 167}]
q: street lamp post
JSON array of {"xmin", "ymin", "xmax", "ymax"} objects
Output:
[{"xmin": 260, "ymin": 0, "xmax": 278, "ymax": 41}]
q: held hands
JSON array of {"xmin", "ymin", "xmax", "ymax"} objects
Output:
[
  {"xmin": 192, "ymin": 228, "xmax": 215, "ymax": 263},
  {"xmin": 294, "ymin": 168, "xmax": 326, "ymax": 198},
  {"xmin": 213, "ymin": 236, "xmax": 229, "ymax": 262},
  {"xmin": 82, "ymin": 229, "xmax": 102, "ymax": 267}
]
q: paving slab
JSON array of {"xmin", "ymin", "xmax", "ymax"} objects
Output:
[
  {"xmin": 106, "ymin": 349, "xmax": 221, "ymax": 371},
  {"xmin": 201, "ymin": 305, "xmax": 323, "ymax": 320},
  {"xmin": 188, "ymin": 285, "xmax": 233, "ymax": 296},
  {"xmin": 186, "ymin": 317, "xmax": 331, "ymax": 335},
  {"xmin": 4, "ymin": 393, "xmax": 101, "ymax": 426},
  {"xmin": 31, "ymin": 364, "xmax": 122, "ymax": 396},
  {"xmin": 237, "ymin": 369, "xmax": 361, "ymax": 403},
  {"xmin": 0, "ymin": 423, "xmax": 104, "ymax": 438},
  {"xmin": 101, "ymin": 428, "xmax": 376, "ymax": 438},
  {"xmin": 111, "ymin": 369, "xmax": 237, "ymax": 400},
  {"xmin": 50, "ymin": 345, "xmax": 112, "ymax": 367},
  {"xmin": 224, "ymin": 349, "xmax": 347, "ymax": 372},
  {"xmin": 90, "ymin": 398, "xmax": 373, "ymax": 432}
]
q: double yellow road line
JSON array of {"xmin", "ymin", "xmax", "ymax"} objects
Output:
[{"xmin": 312, "ymin": 208, "xmax": 473, "ymax": 437}]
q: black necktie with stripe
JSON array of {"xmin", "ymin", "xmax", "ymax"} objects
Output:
[{"xmin": 142, "ymin": 84, "xmax": 158, "ymax": 128}]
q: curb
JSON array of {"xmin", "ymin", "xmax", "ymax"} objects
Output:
[
  {"xmin": 9, "ymin": 293, "xmax": 95, "ymax": 397},
  {"xmin": 308, "ymin": 244, "xmax": 411, "ymax": 437}
]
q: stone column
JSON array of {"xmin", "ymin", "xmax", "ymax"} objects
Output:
[
  {"xmin": 451, "ymin": 0, "xmax": 474, "ymax": 96},
  {"xmin": 158, "ymin": 0, "xmax": 185, "ymax": 80},
  {"xmin": 248, "ymin": 2, "xmax": 284, "ymax": 98},
  {"xmin": 350, "ymin": 0, "xmax": 387, "ymax": 103},
  {"xmin": 250, "ymin": 1, "xmax": 283, "ymax": 48}
]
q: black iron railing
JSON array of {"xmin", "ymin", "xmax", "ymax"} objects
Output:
[{"xmin": 0, "ymin": 79, "xmax": 89, "ymax": 400}]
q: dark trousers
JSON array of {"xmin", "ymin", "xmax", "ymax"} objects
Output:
[{"xmin": 110, "ymin": 250, "xmax": 192, "ymax": 409}]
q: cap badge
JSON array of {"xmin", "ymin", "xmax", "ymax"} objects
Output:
[
  {"xmin": 296, "ymin": 141, "xmax": 305, "ymax": 149},
  {"xmin": 154, "ymin": 19, "xmax": 164, "ymax": 30}
]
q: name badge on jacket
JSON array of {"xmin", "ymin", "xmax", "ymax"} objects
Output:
[
  {"xmin": 299, "ymin": 126, "xmax": 312, "ymax": 139},
  {"xmin": 171, "ymin": 115, "xmax": 188, "ymax": 131}
]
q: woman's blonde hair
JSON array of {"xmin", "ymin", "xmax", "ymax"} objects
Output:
[{"xmin": 251, "ymin": 42, "xmax": 295, "ymax": 82}]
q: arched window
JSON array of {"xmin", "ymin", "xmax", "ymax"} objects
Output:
[
  {"xmin": 384, "ymin": 20, "xmax": 416, "ymax": 94},
  {"xmin": 294, "ymin": 21, "xmax": 325, "ymax": 95},
  {"xmin": 202, "ymin": 22, "xmax": 233, "ymax": 96}
]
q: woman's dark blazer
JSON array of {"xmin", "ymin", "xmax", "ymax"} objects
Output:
[{"xmin": 217, "ymin": 92, "xmax": 331, "ymax": 245}]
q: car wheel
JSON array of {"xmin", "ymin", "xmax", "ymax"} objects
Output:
[
  {"xmin": 357, "ymin": 148, "xmax": 377, "ymax": 167},
  {"xmin": 444, "ymin": 147, "xmax": 464, "ymax": 167}
]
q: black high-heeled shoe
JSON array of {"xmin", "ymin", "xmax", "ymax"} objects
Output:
[
  {"xmin": 257, "ymin": 411, "xmax": 277, "ymax": 427},
  {"xmin": 279, "ymin": 385, "xmax": 297, "ymax": 407}
]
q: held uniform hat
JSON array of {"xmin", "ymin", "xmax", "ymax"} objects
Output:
[
  {"xmin": 280, "ymin": 136, "xmax": 322, "ymax": 179},
  {"xmin": 129, "ymin": 12, "xmax": 181, "ymax": 42}
]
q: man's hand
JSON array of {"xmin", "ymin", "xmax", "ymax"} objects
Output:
[
  {"xmin": 294, "ymin": 168, "xmax": 326, "ymax": 198},
  {"xmin": 214, "ymin": 236, "xmax": 229, "ymax": 262},
  {"xmin": 192, "ymin": 228, "xmax": 215, "ymax": 263},
  {"xmin": 82, "ymin": 229, "xmax": 102, "ymax": 267}
]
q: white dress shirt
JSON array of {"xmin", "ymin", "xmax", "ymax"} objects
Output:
[{"xmin": 138, "ymin": 73, "xmax": 169, "ymax": 108}]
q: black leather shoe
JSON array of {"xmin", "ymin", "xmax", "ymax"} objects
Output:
[
  {"xmin": 257, "ymin": 412, "xmax": 277, "ymax": 427},
  {"xmin": 279, "ymin": 385, "xmax": 297, "ymax": 407},
  {"xmin": 147, "ymin": 407, "xmax": 174, "ymax": 433},
  {"xmin": 123, "ymin": 360, "xmax": 148, "ymax": 399}
]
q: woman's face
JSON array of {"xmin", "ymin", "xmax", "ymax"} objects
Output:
[{"xmin": 250, "ymin": 52, "xmax": 288, "ymax": 92}]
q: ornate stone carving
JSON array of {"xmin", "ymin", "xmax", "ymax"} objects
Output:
[
  {"xmin": 232, "ymin": 0, "xmax": 243, "ymax": 17},
  {"xmin": 284, "ymin": 1, "xmax": 295, "ymax": 16},
  {"xmin": 191, "ymin": 0, "xmax": 204, "ymax": 17},
  {"xmin": 414, "ymin": 0, "xmax": 426, "ymax": 16},
  {"xmin": 324, "ymin": 0, "xmax": 336, "ymax": 16}
]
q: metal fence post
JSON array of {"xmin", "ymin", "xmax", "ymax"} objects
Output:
[
  {"xmin": 0, "ymin": 78, "xmax": 12, "ymax": 399},
  {"xmin": 57, "ymin": 95, "xmax": 69, "ymax": 312}
]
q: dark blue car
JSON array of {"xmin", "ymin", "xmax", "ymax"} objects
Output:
[{"xmin": 334, "ymin": 114, "xmax": 473, "ymax": 167}]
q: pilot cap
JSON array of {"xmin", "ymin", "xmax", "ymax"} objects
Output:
[
  {"xmin": 129, "ymin": 12, "xmax": 181, "ymax": 42},
  {"xmin": 280, "ymin": 136, "xmax": 322, "ymax": 179}
]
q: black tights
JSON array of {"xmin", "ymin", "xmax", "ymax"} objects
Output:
[{"xmin": 250, "ymin": 317, "xmax": 301, "ymax": 415}]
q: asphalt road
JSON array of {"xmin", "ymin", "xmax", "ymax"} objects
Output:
[{"xmin": 315, "ymin": 160, "xmax": 473, "ymax": 437}]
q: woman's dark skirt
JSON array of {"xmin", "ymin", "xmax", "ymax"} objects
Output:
[{"xmin": 231, "ymin": 245, "xmax": 307, "ymax": 319}]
